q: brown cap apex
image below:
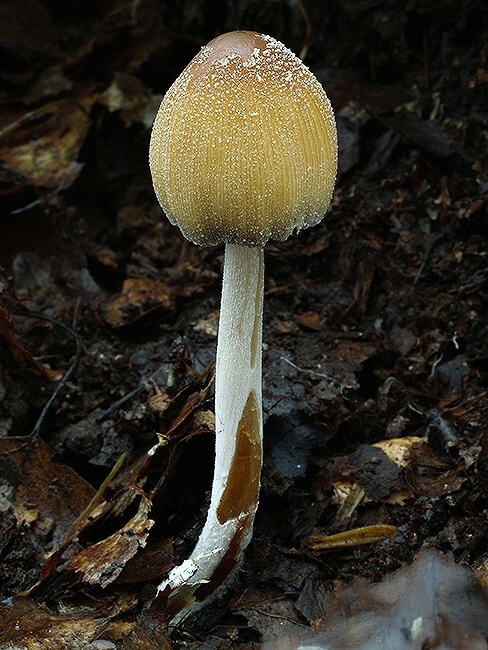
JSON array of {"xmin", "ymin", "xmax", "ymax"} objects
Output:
[{"xmin": 149, "ymin": 31, "xmax": 337, "ymax": 247}]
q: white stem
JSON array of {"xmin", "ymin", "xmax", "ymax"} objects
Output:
[{"xmin": 158, "ymin": 243, "xmax": 264, "ymax": 622}]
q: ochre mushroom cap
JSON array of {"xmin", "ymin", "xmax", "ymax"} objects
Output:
[{"xmin": 149, "ymin": 30, "xmax": 337, "ymax": 247}]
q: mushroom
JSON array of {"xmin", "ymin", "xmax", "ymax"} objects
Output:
[{"xmin": 149, "ymin": 30, "xmax": 337, "ymax": 622}]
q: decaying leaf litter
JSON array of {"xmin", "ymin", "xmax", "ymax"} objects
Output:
[{"xmin": 0, "ymin": 0, "xmax": 488, "ymax": 648}]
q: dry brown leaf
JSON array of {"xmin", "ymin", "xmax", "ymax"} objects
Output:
[
  {"xmin": 66, "ymin": 488, "xmax": 155, "ymax": 587},
  {"xmin": 295, "ymin": 311, "xmax": 323, "ymax": 331},
  {"xmin": 101, "ymin": 277, "xmax": 174, "ymax": 327},
  {"xmin": 0, "ymin": 95, "xmax": 97, "ymax": 189},
  {"xmin": 0, "ymin": 597, "xmax": 109, "ymax": 649},
  {"xmin": 373, "ymin": 436, "xmax": 423, "ymax": 468}
]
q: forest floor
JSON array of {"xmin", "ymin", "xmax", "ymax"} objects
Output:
[{"xmin": 0, "ymin": 1, "xmax": 488, "ymax": 648}]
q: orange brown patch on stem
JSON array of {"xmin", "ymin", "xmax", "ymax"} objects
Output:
[{"xmin": 217, "ymin": 390, "xmax": 262, "ymax": 524}]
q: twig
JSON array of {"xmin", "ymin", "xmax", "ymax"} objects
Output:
[
  {"xmin": 10, "ymin": 199, "xmax": 42, "ymax": 215},
  {"xmin": 66, "ymin": 451, "xmax": 127, "ymax": 537},
  {"xmin": 96, "ymin": 365, "xmax": 166, "ymax": 421}
]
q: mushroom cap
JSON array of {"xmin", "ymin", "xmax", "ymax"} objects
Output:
[{"xmin": 149, "ymin": 31, "xmax": 337, "ymax": 247}]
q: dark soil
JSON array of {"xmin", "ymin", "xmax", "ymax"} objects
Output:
[{"xmin": 0, "ymin": 1, "xmax": 487, "ymax": 648}]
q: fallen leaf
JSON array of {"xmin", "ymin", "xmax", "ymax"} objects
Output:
[
  {"xmin": 0, "ymin": 597, "xmax": 109, "ymax": 649},
  {"xmin": 66, "ymin": 488, "xmax": 155, "ymax": 587},
  {"xmin": 0, "ymin": 94, "xmax": 97, "ymax": 189},
  {"xmin": 295, "ymin": 311, "xmax": 323, "ymax": 331},
  {"xmin": 101, "ymin": 277, "xmax": 174, "ymax": 327},
  {"xmin": 303, "ymin": 524, "xmax": 397, "ymax": 550},
  {"xmin": 0, "ymin": 436, "xmax": 95, "ymax": 551}
]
